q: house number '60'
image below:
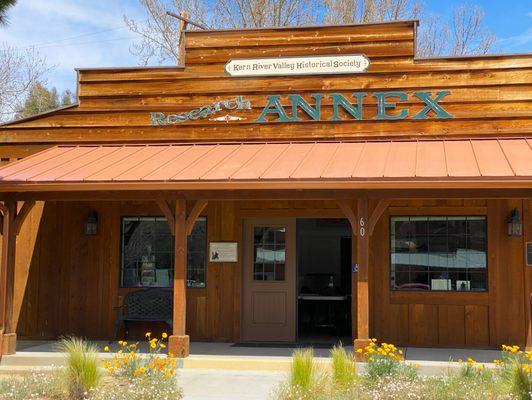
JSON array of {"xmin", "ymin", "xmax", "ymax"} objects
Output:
[{"xmin": 359, "ymin": 217, "xmax": 366, "ymax": 237}]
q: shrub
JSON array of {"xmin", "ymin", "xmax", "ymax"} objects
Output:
[
  {"xmin": 357, "ymin": 339, "xmax": 417, "ymax": 380},
  {"xmin": 331, "ymin": 345, "xmax": 356, "ymax": 389},
  {"xmin": 99, "ymin": 332, "xmax": 182, "ymax": 400},
  {"xmin": 58, "ymin": 337, "xmax": 100, "ymax": 400},
  {"xmin": 497, "ymin": 345, "xmax": 532, "ymax": 400}
]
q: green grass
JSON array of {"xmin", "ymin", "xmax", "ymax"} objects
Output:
[
  {"xmin": 331, "ymin": 345, "xmax": 356, "ymax": 388},
  {"xmin": 58, "ymin": 337, "xmax": 100, "ymax": 399},
  {"xmin": 289, "ymin": 348, "xmax": 315, "ymax": 390}
]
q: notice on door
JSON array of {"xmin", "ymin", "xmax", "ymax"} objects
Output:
[
  {"xmin": 225, "ymin": 54, "xmax": 370, "ymax": 77},
  {"xmin": 209, "ymin": 242, "xmax": 238, "ymax": 263},
  {"xmin": 527, "ymin": 242, "xmax": 532, "ymax": 266}
]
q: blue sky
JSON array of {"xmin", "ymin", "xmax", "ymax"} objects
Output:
[{"xmin": 1, "ymin": 0, "xmax": 530, "ymax": 94}]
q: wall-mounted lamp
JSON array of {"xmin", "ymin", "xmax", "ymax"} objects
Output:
[
  {"xmin": 507, "ymin": 208, "xmax": 522, "ymax": 237},
  {"xmin": 85, "ymin": 211, "xmax": 98, "ymax": 235}
]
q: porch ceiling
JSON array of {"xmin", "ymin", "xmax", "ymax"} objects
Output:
[{"xmin": 0, "ymin": 138, "xmax": 530, "ymax": 193}]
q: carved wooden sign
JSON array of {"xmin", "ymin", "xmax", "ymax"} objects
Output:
[{"xmin": 225, "ymin": 54, "xmax": 370, "ymax": 77}]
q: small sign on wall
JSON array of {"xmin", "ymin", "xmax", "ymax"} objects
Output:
[
  {"xmin": 527, "ymin": 242, "xmax": 532, "ymax": 266},
  {"xmin": 209, "ymin": 242, "xmax": 238, "ymax": 263}
]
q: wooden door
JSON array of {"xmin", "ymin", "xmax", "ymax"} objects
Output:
[{"xmin": 242, "ymin": 218, "xmax": 296, "ymax": 342}]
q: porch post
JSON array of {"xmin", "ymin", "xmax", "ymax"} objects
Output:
[
  {"xmin": 0, "ymin": 201, "xmax": 17, "ymax": 356},
  {"xmin": 168, "ymin": 199, "xmax": 190, "ymax": 357},
  {"xmin": 354, "ymin": 198, "xmax": 370, "ymax": 354}
]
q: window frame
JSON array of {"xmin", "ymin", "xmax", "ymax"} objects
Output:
[
  {"xmin": 119, "ymin": 215, "xmax": 208, "ymax": 289},
  {"xmin": 389, "ymin": 214, "xmax": 488, "ymax": 293}
]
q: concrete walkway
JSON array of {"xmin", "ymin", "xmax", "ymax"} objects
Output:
[
  {"xmin": 179, "ymin": 369, "xmax": 285, "ymax": 400},
  {"xmin": 1, "ymin": 340, "xmax": 502, "ymax": 377}
]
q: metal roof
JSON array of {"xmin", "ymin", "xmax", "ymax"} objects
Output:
[{"xmin": 0, "ymin": 138, "xmax": 530, "ymax": 192}]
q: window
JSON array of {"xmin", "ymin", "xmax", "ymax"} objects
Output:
[
  {"xmin": 120, "ymin": 217, "xmax": 207, "ymax": 288},
  {"xmin": 390, "ymin": 216, "xmax": 487, "ymax": 291},
  {"xmin": 253, "ymin": 226, "xmax": 286, "ymax": 281}
]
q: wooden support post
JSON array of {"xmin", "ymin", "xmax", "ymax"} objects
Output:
[
  {"xmin": 0, "ymin": 201, "xmax": 17, "ymax": 357},
  {"xmin": 354, "ymin": 198, "xmax": 371, "ymax": 358},
  {"xmin": 168, "ymin": 199, "xmax": 189, "ymax": 358}
]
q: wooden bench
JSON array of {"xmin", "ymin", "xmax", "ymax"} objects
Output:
[{"xmin": 114, "ymin": 288, "xmax": 173, "ymax": 339}]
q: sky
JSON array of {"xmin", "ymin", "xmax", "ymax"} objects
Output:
[{"xmin": 0, "ymin": 0, "xmax": 530, "ymax": 94}]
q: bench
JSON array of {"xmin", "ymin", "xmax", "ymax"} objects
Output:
[{"xmin": 114, "ymin": 288, "xmax": 173, "ymax": 339}]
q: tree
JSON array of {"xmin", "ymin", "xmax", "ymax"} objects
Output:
[
  {"xmin": 60, "ymin": 89, "xmax": 75, "ymax": 106},
  {"xmin": 322, "ymin": 0, "xmax": 422, "ymax": 25},
  {"xmin": 0, "ymin": 44, "xmax": 51, "ymax": 122},
  {"xmin": 322, "ymin": 0, "xmax": 495, "ymax": 56},
  {"xmin": 124, "ymin": 0, "xmax": 496, "ymax": 64},
  {"xmin": 15, "ymin": 82, "xmax": 59, "ymax": 120},
  {"xmin": 213, "ymin": 0, "xmax": 318, "ymax": 29},
  {"xmin": 124, "ymin": 0, "xmax": 318, "ymax": 65},
  {"xmin": 124, "ymin": 0, "xmax": 209, "ymax": 65},
  {"xmin": 0, "ymin": 0, "xmax": 16, "ymax": 26},
  {"xmin": 15, "ymin": 83, "xmax": 75, "ymax": 119}
]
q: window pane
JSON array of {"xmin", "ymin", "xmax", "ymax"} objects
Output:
[
  {"xmin": 120, "ymin": 216, "xmax": 207, "ymax": 288},
  {"xmin": 253, "ymin": 226, "xmax": 286, "ymax": 281},
  {"xmin": 390, "ymin": 216, "xmax": 487, "ymax": 292}
]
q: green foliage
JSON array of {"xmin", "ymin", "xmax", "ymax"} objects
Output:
[
  {"xmin": 290, "ymin": 348, "xmax": 315, "ymax": 390},
  {"xmin": 498, "ymin": 349, "xmax": 532, "ymax": 400},
  {"xmin": 58, "ymin": 337, "xmax": 100, "ymax": 400},
  {"xmin": 331, "ymin": 345, "xmax": 356, "ymax": 388},
  {"xmin": 0, "ymin": 0, "xmax": 16, "ymax": 26},
  {"xmin": 15, "ymin": 81, "xmax": 74, "ymax": 119}
]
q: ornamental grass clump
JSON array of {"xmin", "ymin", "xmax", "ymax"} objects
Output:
[
  {"xmin": 331, "ymin": 345, "xmax": 356, "ymax": 389},
  {"xmin": 274, "ymin": 348, "xmax": 328, "ymax": 400},
  {"xmin": 58, "ymin": 337, "xmax": 100, "ymax": 400}
]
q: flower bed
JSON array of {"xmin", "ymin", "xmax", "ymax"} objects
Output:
[
  {"xmin": 274, "ymin": 340, "xmax": 532, "ymax": 400},
  {"xmin": 0, "ymin": 333, "xmax": 183, "ymax": 400}
]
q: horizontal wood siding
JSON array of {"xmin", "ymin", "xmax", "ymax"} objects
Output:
[{"xmin": 1, "ymin": 22, "xmax": 530, "ymax": 143}]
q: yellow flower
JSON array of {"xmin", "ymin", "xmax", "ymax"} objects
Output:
[
  {"xmin": 129, "ymin": 344, "xmax": 137, "ymax": 350},
  {"xmin": 150, "ymin": 342, "xmax": 157, "ymax": 349},
  {"xmin": 145, "ymin": 332, "xmax": 152, "ymax": 338},
  {"xmin": 103, "ymin": 346, "xmax": 110, "ymax": 352},
  {"xmin": 356, "ymin": 348, "xmax": 363, "ymax": 354},
  {"xmin": 162, "ymin": 332, "xmax": 168, "ymax": 339},
  {"xmin": 478, "ymin": 364, "xmax": 484, "ymax": 371},
  {"xmin": 160, "ymin": 343, "xmax": 166, "ymax": 348},
  {"xmin": 117, "ymin": 349, "xmax": 123, "ymax": 355}
]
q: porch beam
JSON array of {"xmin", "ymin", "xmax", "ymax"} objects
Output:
[
  {"xmin": 156, "ymin": 200, "xmax": 175, "ymax": 236},
  {"xmin": 168, "ymin": 199, "xmax": 189, "ymax": 358},
  {"xmin": 1, "ymin": 188, "xmax": 532, "ymax": 202},
  {"xmin": 0, "ymin": 201, "xmax": 17, "ymax": 357},
  {"xmin": 186, "ymin": 200, "xmax": 208, "ymax": 236},
  {"xmin": 368, "ymin": 199, "xmax": 391, "ymax": 236},
  {"xmin": 14, "ymin": 201, "xmax": 35, "ymax": 235},
  {"xmin": 336, "ymin": 200, "xmax": 357, "ymax": 237}
]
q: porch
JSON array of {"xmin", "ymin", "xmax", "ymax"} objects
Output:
[
  {"xmin": 1, "ymin": 340, "xmax": 502, "ymax": 372},
  {"xmin": 0, "ymin": 139, "xmax": 530, "ymax": 359}
]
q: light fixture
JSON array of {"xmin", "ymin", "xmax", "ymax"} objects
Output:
[
  {"xmin": 85, "ymin": 211, "xmax": 98, "ymax": 235},
  {"xmin": 507, "ymin": 208, "xmax": 522, "ymax": 237}
]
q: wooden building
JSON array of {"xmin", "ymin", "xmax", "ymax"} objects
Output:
[{"xmin": 0, "ymin": 20, "xmax": 530, "ymax": 358}]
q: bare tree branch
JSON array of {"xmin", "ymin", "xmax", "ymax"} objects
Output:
[
  {"xmin": 124, "ymin": 0, "xmax": 208, "ymax": 65},
  {"xmin": 0, "ymin": 44, "xmax": 52, "ymax": 122}
]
